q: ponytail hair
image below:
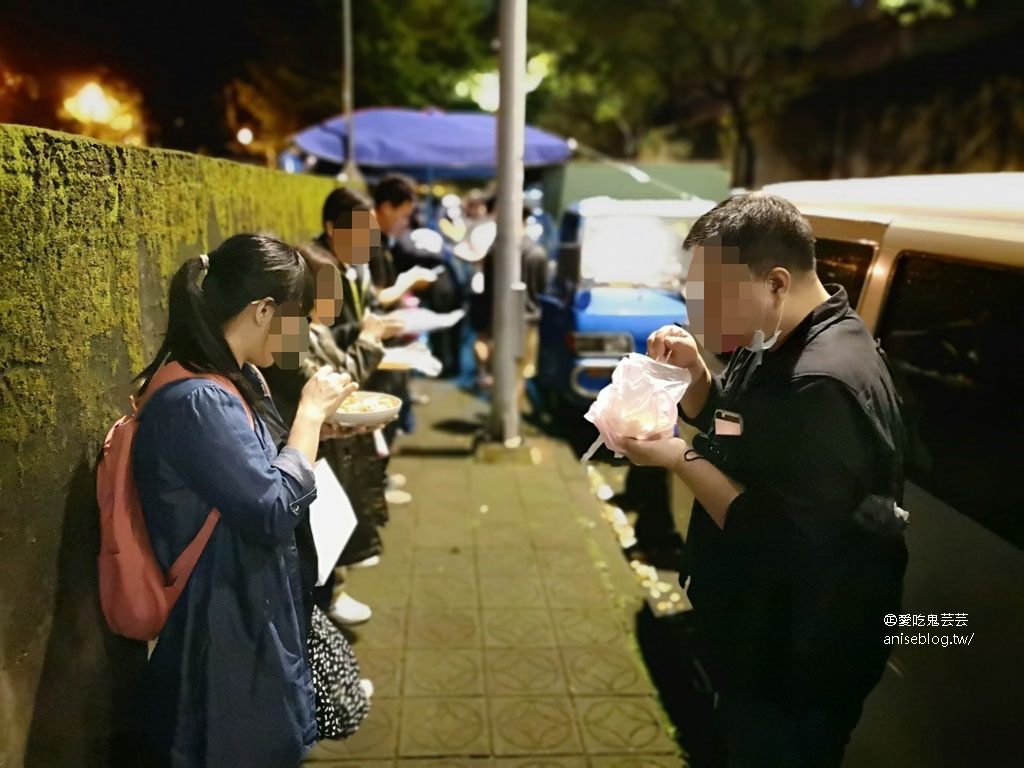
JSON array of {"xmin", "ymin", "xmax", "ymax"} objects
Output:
[{"xmin": 136, "ymin": 233, "xmax": 313, "ymax": 412}]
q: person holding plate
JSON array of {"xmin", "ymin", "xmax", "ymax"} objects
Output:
[{"xmin": 261, "ymin": 242, "xmax": 397, "ymax": 628}]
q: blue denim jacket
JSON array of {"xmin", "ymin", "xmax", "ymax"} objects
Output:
[{"xmin": 132, "ymin": 366, "xmax": 318, "ymax": 768}]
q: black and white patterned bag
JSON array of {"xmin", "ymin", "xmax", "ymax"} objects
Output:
[{"xmin": 309, "ymin": 605, "xmax": 371, "ymax": 740}]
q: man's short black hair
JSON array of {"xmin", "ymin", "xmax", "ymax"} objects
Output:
[
  {"xmin": 372, "ymin": 174, "xmax": 417, "ymax": 209},
  {"xmin": 323, "ymin": 187, "xmax": 373, "ymax": 227},
  {"xmin": 683, "ymin": 192, "xmax": 816, "ymax": 275}
]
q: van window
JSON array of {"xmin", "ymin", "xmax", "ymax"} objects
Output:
[
  {"xmin": 878, "ymin": 252, "xmax": 1024, "ymax": 548},
  {"xmin": 813, "ymin": 238, "xmax": 874, "ymax": 309}
]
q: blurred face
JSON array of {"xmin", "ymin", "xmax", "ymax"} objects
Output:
[
  {"xmin": 262, "ymin": 300, "xmax": 310, "ymax": 370},
  {"xmin": 375, "ymin": 200, "xmax": 414, "ymax": 238},
  {"xmin": 326, "ymin": 210, "xmax": 382, "ymax": 266},
  {"xmin": 313, "ymin": 264, "xmax": 344, "ymax": 326},
  {"xmin": 683, "ymin": 243, "xmax": 772, "ymax": 355},
  {"xmin": 465, "ymin": 199, "xmax": 485, "ymax": 220}
]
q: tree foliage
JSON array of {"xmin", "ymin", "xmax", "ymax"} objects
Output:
[
  {"xmin": 530, "ymin": 0, "xmax": 843, "ymax": 185},
  {"xmin": 878, "ymin": 0, "xmax": 978, "ymax": 25},
  {"xmin": 230, "ymin": 0, "xmax": 495, "ymax": 148}
]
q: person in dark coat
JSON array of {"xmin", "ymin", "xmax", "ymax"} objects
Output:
[
  {"xmin": 260, "ymin": 242, "xmax": 393, "ymax": 627},
  {"xmin": 391, "ymin": 208, "xmax": 466, "ymax": 377},
  {"xmin": 367, "ymin": 174, "xmax": 422, "ymax": 447},
  {"xmin": 314, "ymin": 185, "xmax": 406, "ymax": 502},
  {"xmin": 317, "ymin": 184, "xmax": 431, "ymax": 505},
  {"xmin": 131, "ymin": 235, "xmax": 356, "ymax": 768},
  {"xmin": 469, "ymin": 202, "xmax": 549, "ymax": 404},
  {"xmin": 618, "ymin": 194, "xmax": 908, "ymax": 768}
]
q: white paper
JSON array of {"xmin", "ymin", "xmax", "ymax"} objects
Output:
[
  {"xmin": 385, "ymin": 307, "xmax": 465, "ymax": 335},
  {"xmin": 381, "ymin": 343, "xmax": 444, "ymax": 377},
  {"xmin": 308, "ymin": 459, "xmax": 358, "ymax": 586},
  {"xmin": 373, "ymin": 429, "xmax": 389, "ymax": 459}
]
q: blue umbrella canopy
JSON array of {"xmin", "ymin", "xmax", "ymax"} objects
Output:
[{"xmin": 290, "ymin": 107, "xmax": 572, "ymax": 173}]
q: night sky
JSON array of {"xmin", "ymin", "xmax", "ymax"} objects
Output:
[{"xmin": 0, "ymin": 0, "xmax": 322, "ymax": 151}]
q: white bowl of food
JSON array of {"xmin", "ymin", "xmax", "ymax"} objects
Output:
[{"xmin": 327, "ymin": 391, "xmax": 402, "ymax": 427}]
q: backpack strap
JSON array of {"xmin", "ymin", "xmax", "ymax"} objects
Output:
[
  {"xmin": 139, "ymin": 361, "xmax": 255, "ymax": 429},
  {"xmin": 136, "ymin": 362, "xmax": 257, "ymax": 587}
]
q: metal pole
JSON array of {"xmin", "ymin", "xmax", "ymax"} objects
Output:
[
  {"xmin": 489, "ymin": 0, "xmax": 527, "ymax": 443},
  {"xmin": 341, "ymin": 0, "xmax": 362, "ymax": 185}
]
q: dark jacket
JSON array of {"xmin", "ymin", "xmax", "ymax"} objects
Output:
[
  {"xmin": 309, "ymin": 231, "xmax": 409, "ymax": 446},
  {"xmin": 320, "ymin": 234, "xmax": 410, "ymax": 447},
  {"xmin": 470, "ymin": 235, "xmax": 549, "ymax": 333},
  {"xmin": 260, "ymin": 318, "xmax": 388, "ymax": 559},
  {"xmin": 680, "ymin": 285, "xmax": 908, "ymax": 709},
  {"xmin": 306, "ymin": 234, "xmax": 382, "ymax": 352},
  {"xmin": 132, "ymin": 365, "xmax": 318, "ymax": 768},
  {"xmin": 259, "ymin": 324, "xmax": 385, "ymax": 427},
  {"xmin": 313, "ymin": 232, "xmax": 384, "ymax": 351},
  {"xmin": 370, "ymin": 236, "xmax": 398, "ymax": 291}
]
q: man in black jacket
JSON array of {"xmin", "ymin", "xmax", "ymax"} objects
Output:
[{"xmin": 619, "ymin": 193, "xmax": 908, "ymax": 768}]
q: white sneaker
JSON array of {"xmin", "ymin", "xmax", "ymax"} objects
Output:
[
  {"xmin": 387, "ymin": 474, "xmax": 407, "ymax": 490},
  {"xmin": 327, "ymin": 592, "xmax": 372, "ymax": 626},
  {"xmin": 359, "ymin": 679, "xmax": 375, "ymax": 699},
  {"xmin": 348, "ymin": 555, "xmax": 381, "ymax": 569},
  {"xmin": 385, "ymin": 489, "xmax": 412, "ymax": 506}
]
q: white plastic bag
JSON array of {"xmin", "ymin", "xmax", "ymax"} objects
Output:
[{"xmin": 582, "ymin": 353, "xmax": 692, "ymax": 462}]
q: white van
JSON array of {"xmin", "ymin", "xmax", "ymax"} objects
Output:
[{"xmin": 759, "ymin": 174, "xmax": 1024, "ymax": 767}]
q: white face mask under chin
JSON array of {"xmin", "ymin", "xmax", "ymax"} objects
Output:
[
  {"xmin": 744, "ymin": 291, "xmax": 784, "ymax": 355},
  {"xmin": 745, "ymin": 327, "xmax": 781, "ymax": 353}
]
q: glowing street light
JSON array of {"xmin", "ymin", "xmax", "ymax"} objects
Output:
[
  {"xmin": 60, "ymin": 77, "xmax": 147, "ymax": 146},
  {"xmin": 236, "ymin": 127, "xmax": 254, "ymax": 146},
  {"xmin": 64, "ymin": 82, "xmax": 115, "ymax": 124}
]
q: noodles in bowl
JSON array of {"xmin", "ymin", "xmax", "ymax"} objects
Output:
[{"xmin": 327, "ymin": 391, "xmax": 402, "ymax": 427}]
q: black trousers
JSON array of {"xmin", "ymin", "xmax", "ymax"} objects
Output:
[
  {"xmin": 624, "ymin": 465, "xmax": 679, "ymax": 551},
  {"xmin": 715, "ymin": 694, "xmax": 864, "ymax": 768}
]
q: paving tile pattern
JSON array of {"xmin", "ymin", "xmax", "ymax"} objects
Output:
[{"xmin": 304, "ymin": 381, "xmax": 683, "ymax": 767}]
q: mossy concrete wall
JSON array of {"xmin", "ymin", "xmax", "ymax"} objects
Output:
[{"xmin": 0, "ymin": 124, "xmax": 334, "ymax": 767}]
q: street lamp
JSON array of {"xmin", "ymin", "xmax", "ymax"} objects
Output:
[
  {"xmin": 236, "ymin": 127, "xmax": 254, "ymax": 146},
  {"xmin": 64, "ymin": 82, "xmax": 115, "ymax": 125},
  {"xmin": 61, "ymin": 79, "xmax": 146, "ymax": 145},
  {"xmin": 489, "ymin": 0, "xmax": 528, "ymax": 446},
  {"xmin": 339, "ymin": 0, "xmax": 364, "ymax": 188}
]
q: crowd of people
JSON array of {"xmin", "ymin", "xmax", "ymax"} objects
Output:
[{"xmin": 117, "ymin": 188, "xmax": 908, "ymax": 768}]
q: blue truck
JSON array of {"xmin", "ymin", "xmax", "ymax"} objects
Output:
[{"xmin": 535, "ymin": 196, "xmax": 717, "ymax": 416}]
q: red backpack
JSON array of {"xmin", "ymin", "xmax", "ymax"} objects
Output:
[{"xmin": 96, "ymin": 361, "xmax": 255, "ymax": 641}]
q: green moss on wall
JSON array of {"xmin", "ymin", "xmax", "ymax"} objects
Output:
[
  {"xmin": 2, "ymin": 124, "xmax": 344, "ymax": 764},
  {"xmin": 0, "ymin": 124, "xmax": 334, "ymax": 463},
  {"xmin": 0, "ymin": 368, "xmax": 56, "ymax": 445}
]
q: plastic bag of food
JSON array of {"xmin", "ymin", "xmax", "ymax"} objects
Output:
[{"xmin": 581, "ymin": 353, "xmax": 692, "ymax": 461}]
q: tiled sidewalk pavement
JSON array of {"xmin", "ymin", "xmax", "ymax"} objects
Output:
[{"xmin": 305, "ymin": 380, "xmax": 685, "ymax": 767}]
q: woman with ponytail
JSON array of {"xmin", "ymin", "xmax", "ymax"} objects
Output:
[{"xmin": 130, "ymin": 234, "xmax": 356, "ymax": 768}]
